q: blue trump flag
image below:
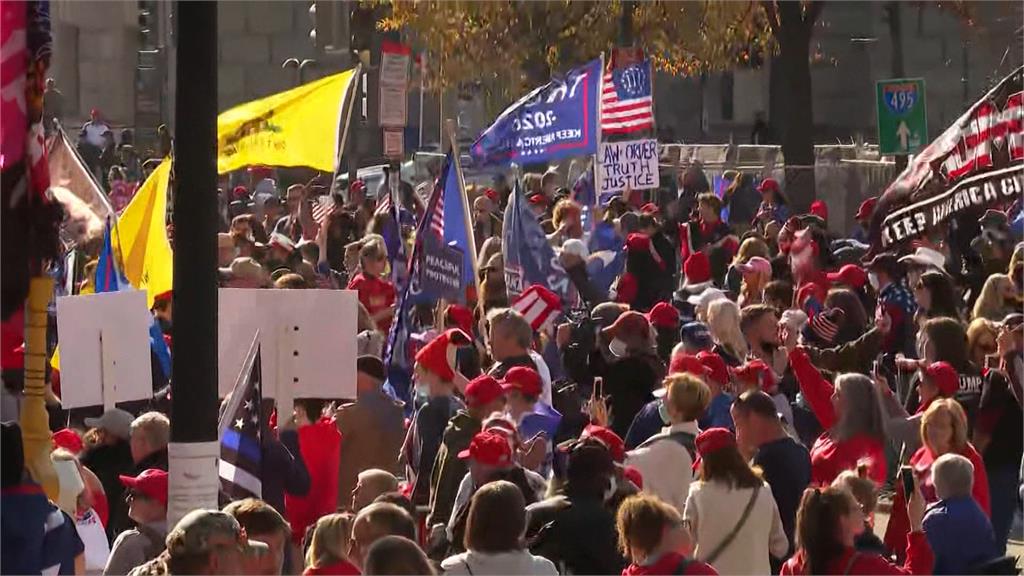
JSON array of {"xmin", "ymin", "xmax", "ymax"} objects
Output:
[
  {"xmin": 471, "ymin": 58, "xmax": 602, "ymax": 166},
  {"xmin": 502, "ymin": 180, "xmax": 575, "ymax": 305},
  {"xmin": 94, "ymin": 219, "xmax": 172, "ymax": 379},
  {"xmin": 440, "ymin": 156, "xmax": 476, "ymax": 292},
  {"xmin": 383, "ymin": 154, "xmax": 455, "ymax": 405}
]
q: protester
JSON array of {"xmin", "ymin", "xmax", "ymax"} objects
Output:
[
  {"xmin": 831, "ymin": 465, "xmax": 886, "ymax": 555},
  {"xmin": 683, "ymin": 428, "xmax": 788, "ymax": 574},
  {"xmin": 781, "ymin": 485, "xmax": 933, "ymax": 575},
  {"xmin": 351, "ymin": 470, "xmax": 399, "ymax": 512},
  {"xmin": 223, "ymin": 497, "xmax": 293, "ymax": 575},
  {"xmin": 303, "ymin": 513, "xmax": 359, "ymax": 575},
  {"xmin": 730, "ymin": 390, "xmax": 810, "ymax": 559},
  {"xmin": 706, "ymin": 299, "xmax": 747, "ymax": 366},
  {"xmin": 441, "ymin": 480, "xmax": 557, "ymax": 575},
  {"xmin": 527, "ymin": 438, "xmax": 626, "ymax": 574},
  {"xmin": 427, "ymin": 374, "xmax": 507, "ymax": 534},
  {"xmin": 347, "ymin": 239, "xmax": 397, "ymax": 333},
  {"xmin": 922, "ymin": 454, "xmax": 1003, "ymax": 575},
  {"xmin": 349, "ymin": 503, "xmax": 418, "ymax": 570},
  {"xmin": 137, "ymin": 510, "xmax": 247, "ymax": 575},
  {"xmin": 102, "ymin": 469, "xmax": 168, "ymax": 575},
  {"xmin": 626, "ymin": 373, "xmax": 709, "ymax": 514},
  {"xmin": 403, "ymin": 329, "xmax": 472, "ymax": 505},
  {"xmin": 364, "ymin": 535, "xmax": 436, "ymax": 576},
  {"xmin": 81, "ymin": 408, "xmax": 137, "ymax": 540},
  {"xmin": 615, "ymin": 494, "xmax": 718, "ymax": 576},
  {"xmin": 335, "ymin": 356, "xmax": 406, "ymax": 509},
  {"xmin": 129, "ymin": 412, "xmax": 170, "ymax": 474},
  {"xmin": 788, "ymin": 347, "xmax": 888, "ymax": 485},
  {"xmin": 287, "ymin": 399, "xmax": 341, "ymax": 545},
  {"xmin": 597, "ymin": 311, "xmax": 665, "ymax": 438}
]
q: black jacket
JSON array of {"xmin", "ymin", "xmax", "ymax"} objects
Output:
[
  {"xmin": 527, "ymin": 494, "xmax": 626, "ymax": 575},
  {"xmin": 81, "ymin": 440, "xmax": 135, "ymax": 541}
]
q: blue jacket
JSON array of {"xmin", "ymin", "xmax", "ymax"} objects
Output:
[
  {"xmin": 923, "ymin": 495, "xmax": 999, "ymax": 574},
  {"xmin": 624, "ymin": 399, "xmax": 668, "ymax": 450}
]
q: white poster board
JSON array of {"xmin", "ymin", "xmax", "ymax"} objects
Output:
[
  {"xmin": 596, "ymin": 138, "xmax": 661, "ymax": 195},
  {"xmin": 55, "ymin": 290, "xmax": 153, "ymax": 409},
  {"xmin": 218, "ymin": 289, "xmax": 358, "ymax": 404}
]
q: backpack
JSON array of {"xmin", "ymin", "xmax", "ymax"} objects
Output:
[{"xmin": 639, "ymin": 429, "xmax": 697, "ymax": 462}]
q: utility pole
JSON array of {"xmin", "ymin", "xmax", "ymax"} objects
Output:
[
  {"xmin": 886, "ymin": 1, "xmax": 908, "ymax": 171},
  {"xmin": 167, "ymin": 0, "xmax": 219, "ymax": 527},
  {"xmin": 619, "ymin": 0, "xmax": 635, "ymax": 46}
]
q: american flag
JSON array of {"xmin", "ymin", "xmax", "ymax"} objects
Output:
[
  {"xmin": 219, "ymin": 345, "xmax": 263, "ymax": 500},
  {"xmin": 374, "ymin": 189, "xmax": 392, "ymax": 216},
  {"xmin": 600, "ymin": 59, "xmax": 654, "ymax": 135},
  {"xmin": 311, "ymin": 194, "xmax": 337, "ymax": 225}
]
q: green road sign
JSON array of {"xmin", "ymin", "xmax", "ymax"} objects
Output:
[{"xmin": 876, "ymin": 78, "xmax": 928, "ymax": 156}]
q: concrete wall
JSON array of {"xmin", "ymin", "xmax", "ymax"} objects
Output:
[{"xmin": 50, "ymin": 0, "xmax": 139, "ymax": 126}]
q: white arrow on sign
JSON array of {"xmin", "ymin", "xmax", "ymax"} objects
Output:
[{"xmin": 896, "ymin": 121, "xmax": 911, "ymax": 151}]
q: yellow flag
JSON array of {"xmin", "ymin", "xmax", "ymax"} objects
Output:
[
  {"xmin": 111, "ymin": 158, "xmax": 173, "ymax": 309},
  {"xmin": 217, "ymin": 69, "xmax": 357, "ymax": 174}
]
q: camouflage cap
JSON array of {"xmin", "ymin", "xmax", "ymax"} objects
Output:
[{"xmin": 165, "ymin": 510, "xmax": 242, "ymax": 559}]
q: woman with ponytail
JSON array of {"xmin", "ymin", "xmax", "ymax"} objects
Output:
[{"xmin": 781, "ymin": 485, "xmax": 933, "ymax": 575}]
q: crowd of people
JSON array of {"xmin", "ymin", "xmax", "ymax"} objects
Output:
[{"xmin": 3, "ymin": 157, "xmax": 1023, "ymax": 576}]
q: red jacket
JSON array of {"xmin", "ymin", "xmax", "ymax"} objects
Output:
[
  {"xmin": 882, "ymin": 442, "xmax": 990, "ymax": 559},
  {"xmin": 622, "ymin": 552, "xmax": 718, "ymax": 575},
  {"xmin": 286, "ymin": 418, "xmax": 341, "ymax": 544},
  {"xmin": 303, "ymin": 559, "xmax": 360, "ymax": 575},
  {"xmin": 782, "ymin": 532, "xmax": 934, "ymax": 575},
  {"xmin": 790, "ymin": 348, "xmax": 887, "ymax": 486}
]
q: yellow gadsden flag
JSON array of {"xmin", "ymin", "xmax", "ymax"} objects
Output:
[
  {"xmin": 217, "ymin": 69, "xmax": 357, "ymax": 174},
  {"xmin": 112, "ymin": 158, "xmax": 173, "ymax": 308}
]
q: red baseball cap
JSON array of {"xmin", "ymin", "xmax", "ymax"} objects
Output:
[
  {"xmin": 826, "ymin": 264, "xmax": 868, "ymax": 289},
  {"xmin": 464, "ymin": 375, "xmax": 505, "ymax": 408},
  {"xmin": 855, "ymin": 197, "xmax": 878, "ymax": 220},
  {"xmin": 501, "ymin": 366, "xmax": 542, "ymax": 397},
  {"xmin": 445, "ymin": 304, "xmax": 475, "ymax": 337},
  {"xmin": 458, "ymin": 430, "xmax": 513, "ymax": 467},
  {"xmin": 757, "ymin": 178, "xmax": 780, "ymax": 194},
  {"xmin": 923, "ymin": 361, "xmax": 958, "ymax": 398},
  {"xmin": 581, "ymin": 425, "xmax": 626, "ymax": 462},
  {"xmin": 696, "ymin": 351, "xmax": 730, "ymax": 387},
  {"xmin": 669, "ymin": 353, "xmax": 710, "ymax": 378},
  {"xmin": 646, "ymin": 302, "xmax": 680, "ymax": 329},
  {"xmin": 809, "ymin": 200, "xmax": 828, "ymax": 222},
  {"xmin": 119, "ymin": 469, "xmax": 169, "ymax": 507},
  {"xmin": 52, "ymin": 428, "xmax": 83, "ymax": 454},
  {"xmin": 695, "ymin": 427, "xmax": 736, "ymax": 458},
  {"xmin": 640, "ymin": 202, "xmax": 660, "ymax": 215}
]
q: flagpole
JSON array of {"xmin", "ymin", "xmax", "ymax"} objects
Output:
[
  {"xmin": 218, "ymin": 330, "xmax": 261, "ymax": 436},
  {"xmin": 444, "ymin": 119, "xmax": 482, "ymax": 305},
  {"xmin": 330, "ymin": 64, "xmax": 363, "ymax": 197}
]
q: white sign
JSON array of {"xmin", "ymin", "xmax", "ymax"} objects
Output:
[
  {"xmin": 167, "ymin": 441, "xmax": 220, "ymax": 529},
  {"xmin": 55, "ymin": 290, "xmax": 153, "ymax": 409},
  {"xmin": 218, "ymin": 289, "xmax": 359, "ymax": 402},
  {"xmin": 596, "ymin": 138, "xmax": 660, "ymax": 195},
  {"xmin": 383, "ymin": 129, "xmax": 404, "ymax": 159},
  {"xmin": 379, "ymin": 83, "xmax": 409, "ymax": 128},
  {"xmin": 379, "ymin": 42, "xmax": 411, "ymax": 129}
]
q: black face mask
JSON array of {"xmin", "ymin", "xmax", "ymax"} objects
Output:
[{"xmin": 158, "ymin": 317, "xmax": 172, "ymax": 335}]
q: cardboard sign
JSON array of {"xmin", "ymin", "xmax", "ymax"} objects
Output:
[
  {"xmin": 55, "ymin": 290, "xmax": 153, "ymax": 409},
  {"xmin": 218, "ymin": 289, "xmax": 358, "ymax": 402},
  {"xmin": 596, "ymin": 138, "xmax": 660, "ymax": 194},
  {"xmin": 421, "ymin": 240, "xmax": 464, "ymax": 301}
]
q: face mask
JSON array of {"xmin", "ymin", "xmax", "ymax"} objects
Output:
[
  {"xmin": 608, "ymin": 337, "xmax": 628, "ymax": 358},
  {"xmin": 603, "ymin": 475, "xmax": 618, "ymax": 503},
  {"xmin": 658, "ymin": 400, "xmax": 671, "ymax": 425},
  {"xmin": 868, "ymin": 272, "xmax": 880, "ymax": 291}
]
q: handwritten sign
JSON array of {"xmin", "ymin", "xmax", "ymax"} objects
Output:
[{"xmin": 596, "ymin": 138, "xmax": 660, "ymax": 195}]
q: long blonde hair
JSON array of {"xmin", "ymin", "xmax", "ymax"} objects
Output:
[
  {"xmin": 306, "ymin": 513, "xmax": 353, "ymax": 570},
  {"xmin": 972, "ymin": 274, "xmax": 1012, "ymax": 321},
  {"xmin": 732, "ymin": 237, "xmax": 770, "ymax": 266},
  {"xmin": 707, "ymin": 298, "xmax": 749, "ymax": 359}
]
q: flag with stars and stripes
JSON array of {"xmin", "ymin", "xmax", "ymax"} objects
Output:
[
  {"xmin": 600, "ymin": 59, "xmax": 654, "ymax": 135},
  {"xmin": 311, "ymin": 194, "xmax": 337, "ymax": 225},
  {"xmin": 219, "ymin": 339, "xmax": 263, "ymax": 500}
]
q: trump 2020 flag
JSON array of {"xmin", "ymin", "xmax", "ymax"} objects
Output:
[
  {"xmin": 471, "ymin": 59, "xmax": 602, "ymax": 166},
  {"xmin": 219, "ymin": 341, "xmax": 263, "ymax": 500},
  {"xmin": 440, "ymin": 155, "xmax": 476, "ymax": 292},
  {"xmin": 502, "ymin": 180, "xmax": 574, "ymax": 305}
]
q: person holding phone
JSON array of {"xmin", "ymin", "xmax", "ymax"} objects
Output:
[
  {"xmin": 781, "ymin": 480, "xmax": 933, "ymax": 575},
  {"xmin": 883, "ymin": 399, "xmax": 990, "ymax": 562}
]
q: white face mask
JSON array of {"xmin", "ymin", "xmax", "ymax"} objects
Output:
[
  {"xmin": 603, "ymin": 475, "xmax": 618, "ymax": 503},
  {"xmin": 608, "ymin": 337, "xmax": 628, "ymax": 357},
  {"xmin": 868, "ymin": 272, "xmax": 880, "ymax": 291}
]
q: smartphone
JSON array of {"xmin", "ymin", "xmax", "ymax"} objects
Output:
[{"xmin": 899, "ymin": 465, "xmax": 914, "ymax": 497}]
